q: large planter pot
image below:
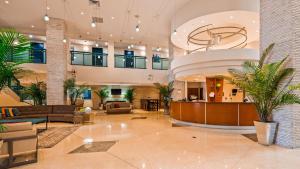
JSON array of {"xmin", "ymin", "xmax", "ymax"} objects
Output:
[{"xmin": 254, "ymin": 121, "xmax": 277, "ymax": 146}]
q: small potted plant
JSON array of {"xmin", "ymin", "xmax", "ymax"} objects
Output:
[{"xmin": 228, "ymin": 43, "xmax": 300, "ymax": 145}]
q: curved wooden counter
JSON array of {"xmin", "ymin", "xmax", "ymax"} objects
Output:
[{"xmin": 170, "ymin": 102, "xmax": 259, "ymax": 126}]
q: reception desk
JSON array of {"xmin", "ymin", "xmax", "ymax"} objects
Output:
[{"xmin": 170, "ymin": 102, "xmax": 259, "ymax": 127}]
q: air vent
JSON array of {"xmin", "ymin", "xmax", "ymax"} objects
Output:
[
  {"xmin": 92, "ymin": 17, "xmax": 103, "ymax": 23},
  {"xmin": 89, "ymin": 0, "xmax": 100, "ymax": 7}
]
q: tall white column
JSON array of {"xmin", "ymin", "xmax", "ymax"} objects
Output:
[
  {"xmin": 46, "ymin": 18, "xmax": 67, "ymax": 105},
  {"xmin": 261, "ymin": 0, "xmax": 300, "ymax": 148},
  {"xmin": 107, "ymin": 41, "xmax": 114, "ymax": 68}
]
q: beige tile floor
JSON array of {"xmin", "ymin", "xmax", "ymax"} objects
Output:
[{"xmin": 16, "ymin": 111, "xmax": 300, "ymax": 169}]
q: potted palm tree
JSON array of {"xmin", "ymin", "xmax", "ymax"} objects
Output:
[
  {"xmin": 124, "ymin": 88, "xmax": 135, "ymax": 105},
  {"xmin": 154, "ymin": 81, "xmax": 174, "ymax": 115},
  {"xmin": 22, "ymin": 81, "xmax": 47, "ymax": 105},
  {"xmin": 94, "ymin": 88, "xmax": 109, "ymax": 109},
  {"xmin": 228, "ymin": 43, "xmax": 300, "ymax": 145},
  {"xmin": 63, "ymin": 78, "xmax": 87, "ymax": 105}
]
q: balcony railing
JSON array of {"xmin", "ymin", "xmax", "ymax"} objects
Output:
[
  {"xmin": 114, "ymin": 55, "xmax": 147, "ymax": 69},
  {"xmin": 71, "ymin": 51, "xmax": 108, "ymax": 67},
  {"xmin": 152, "ymin": 57, "xmax": 169, "ymax": 70},
  {"xmin": 7, "ymin": 48, "xmax": 46, "ymax": 64}
]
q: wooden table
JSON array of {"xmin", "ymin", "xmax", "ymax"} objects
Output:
[{"xmin": 141, "ymin": 99, "xmax": 160, "ymax": 111}]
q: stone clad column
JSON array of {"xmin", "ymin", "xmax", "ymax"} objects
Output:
[
  {"xmin": 46, "ymin": 18, "xmax": 67, "ymax": 105},
  {"xmin": 146, "ymin": 45, "xmax": 153, "ymax": 70},
  {"xmin": 107, "ymin": 41, "xmax": 114, "ymax": 68},
  {"xmin": 261, "ymin": 0, "xmax": 300, "ymax": 148}
]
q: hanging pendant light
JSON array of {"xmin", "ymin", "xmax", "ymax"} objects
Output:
[
  {"xmin": 135, "ymin": 24, "xmax": 140, "ymax": 32},
  {"xmin": 44, "ymin": 0, "xmax": 50, "ymax": 22}
]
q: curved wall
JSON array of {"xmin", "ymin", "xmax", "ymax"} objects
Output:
[{"xmin": 171, "ymin": 48, "xmax": 259, "ymax": 80}]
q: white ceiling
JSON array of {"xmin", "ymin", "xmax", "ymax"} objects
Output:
[
  {"xmin": 171, "ymin": 11, "xmax": 259, "ymax": 51},
  {"xmin": 0, "ymin": 0, "xmax": 190, "ymax": 47}
]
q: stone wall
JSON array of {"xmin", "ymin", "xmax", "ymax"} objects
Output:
[
  {"xmin": 261, "ymin": 0, "xmax": 300, "ymax": 148},
  {"xmin": 46, "ymin": 18, "xmax": 67, "ymax": 105}
]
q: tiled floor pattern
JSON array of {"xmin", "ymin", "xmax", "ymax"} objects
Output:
[{"xmin": 16, "ymin": 111, "xmax": 300, "ymax": 169}]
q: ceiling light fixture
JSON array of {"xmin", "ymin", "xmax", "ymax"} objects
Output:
[
  {"xmin": 31, "ymin": 25, "xmax": 35, "ymax": 28},
  {"xmin": 91, "ymin": 21, "xmax": 96, "ymax": 28},
  {"xmin": 229, "ymin": 16, "xmax": 234, "ymax": 19},
  {"xmin": 95, "ymin": 43, "xmax": 99, "ymax": 47},
  {"xmin": 4, "ymin": 0, "xmax": 9, "ymax": 4},
  {"xmin": 135, "ymin": 24, "xmax": 140, "ymax": 32},
  {"xmin": 109, "ymin": 34, "xmax": 113, "ymax": 37},
  {"xmin": 47, "ymin": 6, "xmax": 50, "ymax": 10},
  {"xmin": 111, "ymin": 16, "xmax": 115, "ymax": 20},
  {"xmin": 44, "ymin": 0, "xmax": 50, "ymax": 22},
  {"xmin": 29, "ymin": 34, "xmax": 33, "ymax": 38},
  {"xmin": 104, "ymin": 42, "xmax": 108, "ymax": 46},
  {"xmin": 128, "ymin": 46, "xmax": 131, "ymax": 49},
  {"xmin": 62, "ymin": 39, "xmax": 67, "ymax": 43},
  {"xmin": 173, "ymin": 29, "xmax": 177, "ymax": 35},
  {"xmin": 130, "ymin": 44, "xmax": 134, "ymax": 48},
  {"xmin": 80, "ymin": 11, "xmax": 84, "ymax": 15},
  {"xmin": 44, "ymin": 14, "xmax": 50, "ymax": 22}
]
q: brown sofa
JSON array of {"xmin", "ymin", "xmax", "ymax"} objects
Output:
[
  {"xmin": 1, "ymin": 105, "xmax": 83, "ymax": 124},
  {"xmin": 106, "ymin": 102, "xmax": 132, "ymax": 114}
]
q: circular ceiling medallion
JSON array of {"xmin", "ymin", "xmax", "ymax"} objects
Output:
[{"xmin": 187, "ymin": 24, "xmax": 247, "ymax": 52}]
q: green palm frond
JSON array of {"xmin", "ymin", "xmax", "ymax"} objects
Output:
[
  {"xmin": 22, "ymin": 81, "xmax": 47, "ymax": 105},
  {"xmin": 124, "ymin": 88, "xmax": 135, "ymax": 103},
  {"xmin": 227, "ymin": 43, "xmax": 300, "ymax": 122}
]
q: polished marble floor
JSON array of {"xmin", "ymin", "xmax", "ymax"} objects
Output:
[{"xmin": 17, "ymin": 111, "xmax": 300, "ymax": 169}]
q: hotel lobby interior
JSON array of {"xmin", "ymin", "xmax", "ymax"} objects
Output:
[{"xmin": 1, "ymin": 0, "xmax": 300, "ymax": 168}]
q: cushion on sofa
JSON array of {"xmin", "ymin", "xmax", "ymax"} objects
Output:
[
  {"xmin": 1, "ymin": 108, "xmax": 21, "ymax": 118},
  {"xmin": 114, "ymin": 104, "xmax": 120, "ymax": 108}
]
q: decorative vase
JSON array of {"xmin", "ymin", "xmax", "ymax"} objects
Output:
[{"xmin": 254, "ymin": 121, "xmax": 277, "ymax": 146}]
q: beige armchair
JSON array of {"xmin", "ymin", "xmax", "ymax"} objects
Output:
[{"xmin": 0, "ymin": 122, "xmax": 38, "ymax": 168}]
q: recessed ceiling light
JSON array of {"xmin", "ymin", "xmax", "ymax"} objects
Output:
[
  {"xmin": 62, "ymin": 39, "xmax": 67, "ymax": 43},
  {"xmin": 29, "ymin": 34, "xmax": 33, "ymax": 38},
  {"xmin": 47, "ymin": 6, "xmax": 50, "ymax": 10},
  {"xmin": 252, "ymin": 20, "xmax": 256, "ymax": 24},
  {"xmin": 4, "ymin": 0, "xmax": 9, "ymax": 4},
  {"xmin": 86, "ymin": 32, "xmax": 90, "ymax": 35},
  {"xmin": 111, "ymin": 16, "xmax": 115, "ymax": 20},
  {"xmin": 80, "ymin": 11, "xmax": 84, "ymax": 15},
  {"xmin": 229, "ymin": 16, "xmax": 234, "ymax": 19},
  {"xmin": 95, "ymin": 43, "xmax": 99, "ymax": 47},
  {"xmin": 104, "ymin": 42, "xmax": 108, "ymax": 46},
  {"xmin": 110, "ymin": 34, "xmax": 113, "ymax": 37},
  {"xmin": 31, "ymin": 25, "xmax": 35, "ymax": 28}
]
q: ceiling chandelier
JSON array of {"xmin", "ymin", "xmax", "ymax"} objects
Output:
[{"xmin": 187, "ymin": 24, "xmax": 247, "ymax": 52}]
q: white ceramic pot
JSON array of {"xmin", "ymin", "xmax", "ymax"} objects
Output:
[{"xmin": 254, "ymin": 121, "xmax": 277, "ymax": 146}]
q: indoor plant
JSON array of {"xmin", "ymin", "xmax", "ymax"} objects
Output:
[
  {"xmin": 94, "ymin": 87, "xmax": 109, "ymax": 109},
  {"xmin": 0, "ymin": 28, "xmax": 30, "ymax": 90},
  {"xmin": 22, "ymin": 80, "xmax": 47, "ymax": 105},
  {"xmin": 124, "ymin": 88, "xmax": 135, "ymax": 104},
  {"xmin": 154, "ymin": 81, "xmax": 174, "ymax": 115},
  {"xmin": 228, "ymin": 43, "xmax": 300, "ymax": 145},
  {"xmin": 64, "ymin": 78, "xmax": 87, "ymax": 105}
]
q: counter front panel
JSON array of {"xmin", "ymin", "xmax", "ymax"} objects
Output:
[{"xmin": 170, "ymin": 102, "xmax": 259, "ymax": 126}]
